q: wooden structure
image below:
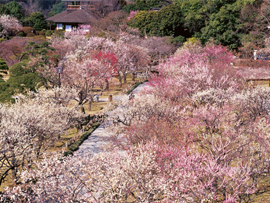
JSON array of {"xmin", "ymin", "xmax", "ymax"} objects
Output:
[
  {"xmin": 63, "ymin": 0, "xmax": 104, "ymax": 10},
  {"xmin": 46, "ymin": 0, "xmax": 114, "ymax": 31}
]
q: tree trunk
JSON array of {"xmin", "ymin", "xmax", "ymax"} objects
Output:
[
  {"xmin": 80, "ymin": 105, "xmax": 85, "ymax": 114},
  {"xmin": 78, "ymin": 94, "xmax": 86, "ymax": 113},
  {"xmin": 105, "ymin": 79, "xmax": 109, "ymax": 91},
  {"xmin": 118, "ymin": 75, "xmax": 122, "ymax": 87},
  {"xmin": 123, "ymin": 74, "xmax": 127, "ymax": 84},
  {"xmin": 11, "ymin": 152, "xmax": 16, "ymax": 181},
  {"xmin": 132, "ymin": 73, "xmax": 136, "ymax": 81},
  {"xmin": 12, "ymin": 168, "xmax": 16, "ymax": 182},
  {"xmin": 88, "ymin": 99, "xmax": 92, "ymax": 111}
]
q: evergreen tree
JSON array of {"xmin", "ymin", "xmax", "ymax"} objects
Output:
[
  {"xmin": 4, "ymin": 1, "xmax": 23, "ymax": 20},
  {"xmin": 24, "ymin": 12, "xmax": 46, "ymax": 31},
  {"xmin": 48, "ymin": 2, "xmax": 65, "ymax": 17},
  {"xmin": 0, "ymin": 57, "xmax": 8, "ymax": 78}
]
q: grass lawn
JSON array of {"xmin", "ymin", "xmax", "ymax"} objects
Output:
[{"xmin": 247, "ymin": 81, "xmax": 270, "ymax": 87}]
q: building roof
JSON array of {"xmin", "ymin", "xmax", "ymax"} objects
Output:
[{"xmin": 46, "ymin": 9, "xmax": 99, "ymax": 24}]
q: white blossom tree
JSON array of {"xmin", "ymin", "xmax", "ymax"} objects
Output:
[
  {"xmin": 0, "ymin": 15, "xmax": 22, "ymax": 39},
  {"xmin": 0, "ymin": 90, "xmax": 84, "ymax": 185}
]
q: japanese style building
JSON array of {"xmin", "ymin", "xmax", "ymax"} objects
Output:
[{"xmin": 46, "ymin": 0, "xmax": 113, "ymax": 31}]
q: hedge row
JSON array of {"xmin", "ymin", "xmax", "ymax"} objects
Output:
[
  {"xmin": 126, "ymin": 80, "xmax": 148, "ymax": 95},
  {"xmin": 64, "ymin": 122, "xmax": 100, "ymax": 156}
]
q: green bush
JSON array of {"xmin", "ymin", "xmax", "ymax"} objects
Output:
[
  {"xmin": 16, "ymin": 32, "xmax": 24, "ymax": 37},
  {"xmin": 67, "ymin": 122, "xmax": 101, "ymax": 152},
  {"xmin": 128, "ymin": 5, "xmax": 184, "ymax": 37},
  {"xmin": 0, "ymin": 38, "xmax": 5, "ymax": 43},
  {"xmin": 126, "ymin": 80, "xmax": 148, "ymax": 95},
  {"xmin": 174, "ymin": 35, "xmax": 186, "ymax": 43},
  {"xmin": 42, "ymin": 29, "xmax": 46, "ymax": 32},
  {"xmin": 53, "ymin": 29, "xmax": 64, "ymax": 38},
  {"xmin": 45, "ymin": 30, "xmax": 52, "ymax": 36},
  {"xmin": 64, "ymin": 150, "xmax": 73, "ymax": 157}
]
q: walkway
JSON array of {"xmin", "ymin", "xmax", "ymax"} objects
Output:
[{"xmin": 75, "ymin": 82, "xmax": 150, "ymax": 157}]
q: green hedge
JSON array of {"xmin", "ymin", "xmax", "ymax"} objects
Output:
[
  {"xmin": 64, "ymin": 122, "xmax": 100, "ymax": 156},
  {"xmin": 17, "ymin": 32, "xmax": 25, "ymax": 37},
  {"xmin": 45, "ymin": 30, "xmax": 52, "ymax": 36},
  {"xmin": 126, "ymin": 80, "xmax": 148, "ymax": 95}
]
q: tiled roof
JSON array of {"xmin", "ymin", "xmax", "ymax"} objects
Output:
[{"xmin": 46, "ymin": 9, "xmax": 99, "ymax": 24}]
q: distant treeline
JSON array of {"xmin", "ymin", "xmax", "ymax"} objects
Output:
[
  {"xmin": 124, "ymin": 0, "xmax": 269, "ymax": 50},
  {"xmin": 0, "ymin": 0, "xmax": 61, "ymax": 10}
]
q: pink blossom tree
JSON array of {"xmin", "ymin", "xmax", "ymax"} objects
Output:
[
  {"xmin": 61, "ymin": 53, "xmax": 114, "ymax": 111},
  {"xmin": 4, "ymin": 34, "xmax": 270, "ymax": 203},
  {"xmin": 94, "ymin": 51, "xmax": 118, "ymax": 91},
  {"xmin": 149, "ymin": 43, "xmax": 241, "ymax": 102}
]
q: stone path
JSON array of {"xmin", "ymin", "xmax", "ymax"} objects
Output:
[{"xmin": 75, "ymin": 82, "xmax": 149, "ymax": 157}]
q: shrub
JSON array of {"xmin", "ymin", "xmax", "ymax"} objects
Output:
[
  {"xmin": 21, "ymin": 27, "xmax": 35, "ymax": 35},
  {"xmin": 174, "ymin": 35, "xmax": 186, "ymax": 43},
  {"xmin": 0, "ymin": 38, "xmax": 5, "ymax": 43},
  {"xmin": 39, "ymin": 31, "xmax": 45, "ymax": 36},
  {"xmin": 33, "ymin": 35, "xmax": 46, "ymax": 40},
  {"xmin": 53, "ymin": 29, "xmax": 64, "ymax": 38},
  {"xmin": 126, "ymin": 80, "xmax": 148, "ymax": 95},
  {"xmin": 45, "ymin": 30, "xmax": 52, "ymax": 36},
  {"xmin": 26, "ymin": 33, "xmax": 35, "ymax": 37},
  {"xmin": 97, "ymin": 31, "xmax": 106, "ymax": 38},
  {"xmin": 16, "ymin": 32, "xmax": 24, "ymax": 37},
  {"xmin": 67, "ymin": 122, "xmax": 100, "ymax": 152},
  {"xmin": 63, "ymin": 150, "xmax": 73, "ymax": 156}
]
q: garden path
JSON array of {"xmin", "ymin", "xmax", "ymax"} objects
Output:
[{"xmin": 75, "ymin": 82, "xmax": 150, "ymax": 157}]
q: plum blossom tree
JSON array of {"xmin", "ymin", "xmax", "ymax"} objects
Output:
[
  {"xmin": 119, "ymin": 33, "xmax": 176, "ymax": 66},
  {"xmin": 50, "ymin": 27, "xmax": 88, "ymax": 58},
  {"xmin": 149, "ymin": 43, "xmax": 241, "ymax": 102},
  {"xmin": 103, "ymin": 43, "xmax": 270, "ymax": 201},
  {"xmin": 0, "ymin": 90, "xmax": 84, "ymax": 186},
  {"xmin": 113, "ymin": 42, "xmax": 144, "ymax": 86},
  {"xmin": 3, "ymin": 41, "xmax": 270, "ymax": 202},
  {"xmin": 94, "ymin": 51, "xmax": 118, "ymax": 91},
  {"xmin": 2, "ymin": 140, "xmax": 259, "ymax": 202},
  {"xmin": 3, "ymin": 147, "xmax": 165, "ymax": 202},
  {"xmin": 0, "ymin": 15, "xmax": 22, "ymax": 39},
  {"xmin": 61, "ymin": 55, "xmax": 114, "ymax": 111}
]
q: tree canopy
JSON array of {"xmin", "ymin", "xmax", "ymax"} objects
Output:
[
  {"xmin": 3, "ymin": 1, "xmax": 23, "ymax": 20},
  {"xmin": 23, "ymin": 12, "xmax": 46, "ymax": 31},
  {"xmin": 123, "ymin": 0, "xmax": 173, "ymax": 12},
  {"xmin": 128, "ymin": 5, "xmax": 185, "ymax": 37},
  {"xmin": 127, "ymin": 0, "xmax": 266, "ymax": 49}
]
